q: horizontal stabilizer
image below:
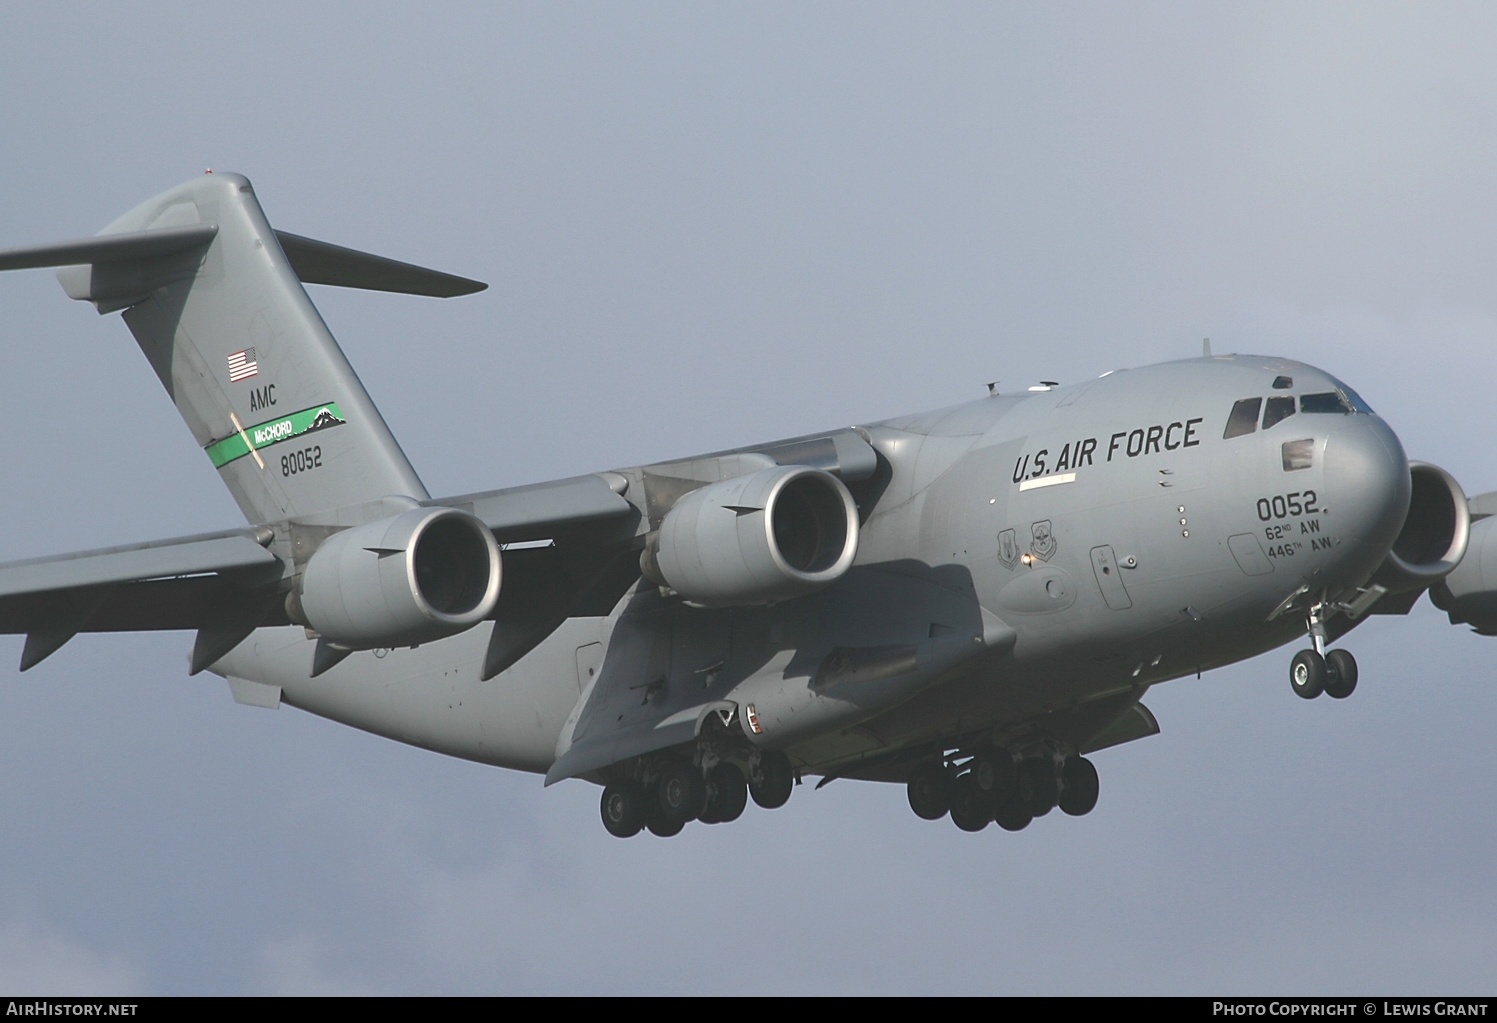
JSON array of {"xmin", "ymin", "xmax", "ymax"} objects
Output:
[
  {"xmin": 0, "ymin": 224, "xmax": 218, "ymax": 273},
  {"xmin": 275, "ymin": 231, "xmax": 486, "ymax": 298},
  {"xmin": 0, "ymin": 223, "xmax": 483, "ymax": 300}
]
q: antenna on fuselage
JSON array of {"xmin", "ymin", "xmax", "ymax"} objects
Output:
[{"xmin": 1203, "ymin": 337, "xmax": 1213, "ymax": 356}]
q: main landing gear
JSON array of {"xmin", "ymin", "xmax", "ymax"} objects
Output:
[
  {"xmin": 905, "ymin": 751, "xmax": 1100, "ymax": 833},
  {"xmin": 599, "ymin": 749, "xmax": 794, "ymax": 838},
  {"xmin": 1289, "ymin": 602, "xmax": 1359, "ymax": 700}
]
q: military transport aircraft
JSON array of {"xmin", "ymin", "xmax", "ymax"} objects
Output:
[{"xmin": 1, "ymin": 172, "xmax": 1493, "ymax": 838}]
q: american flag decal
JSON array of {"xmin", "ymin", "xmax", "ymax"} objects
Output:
[{"xmin": 227, "ymin": 347, "xmax": 258, "ymax": 382}]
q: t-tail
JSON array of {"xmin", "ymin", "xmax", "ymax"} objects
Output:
[{"xmin": 0, "ymin": 172, "xmax": 485, "ymax": 524}]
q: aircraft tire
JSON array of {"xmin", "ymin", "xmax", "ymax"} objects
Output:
[
  {"xmin": 600, "ymin": 782, "xmax": 647, "ymax": 838},
  {"xmin": 702, "ymin": 763, "xmax": 748, "ymax": 824},
  {"xmin": 656, "ymin": 759, "xmax": 707, "ymax": 824},
  {"xmin": 906, "ymin": 762, "xmax": 953, "ymax": 820},
  {"xmin": 1058, "ymin": 756, "xmax": 1100, "ymax": 816},
  {"xmin": 645, "ymin": 805, "xmax": 685, "ymax": 838},
  {"xmin": 972, "ymin": 752, "xmax": 1019, "ymax": 803},
  {"xmin": 1324, "ymin": 649, "xmax": 1358, "ymax": 699},
  {"xmin": 1290, "ymin": 649, "xmax": 1326, "ymax": 699},
  {"xmin": 1023, "ymin": 757, "xmax": 1059, "ymax": 816},
  {"xmin": 993, "ymin": 798, "xmax": 1033, "ymax": 832},
  {"xmin": 750, "ymin": 751, "xmax": 794, "ymax": 810},
  {"xmin": 948, "ymin": 773, "xmax": 990, "ymax": 832}
]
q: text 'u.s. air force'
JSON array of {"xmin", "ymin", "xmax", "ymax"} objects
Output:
[{"xmin": 1014, "ymin": 417, "xmax": 1204, "ymax": 483}]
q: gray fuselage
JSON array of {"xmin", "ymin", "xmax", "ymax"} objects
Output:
[{"xmin": 215, "ymin": 353, "xmax": 1411, "ymax": 783}]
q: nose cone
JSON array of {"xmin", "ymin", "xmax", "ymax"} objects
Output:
[{"xmin": 1322, "ymin": 415, "xmax": 1410, "ymax": 576}]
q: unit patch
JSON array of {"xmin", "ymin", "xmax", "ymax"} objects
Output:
[
  {"xmin": 1031, "ymin": 520, "xmax": 1056, "ymax": 561},
  {"xmin": 997, "ymin": 528, "xmax": 1019, "ymax": 569}
]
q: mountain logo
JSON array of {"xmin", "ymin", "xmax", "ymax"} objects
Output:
[{"xmin": 307, "ymin": 408, "xmax": 347, "ymax": 432}]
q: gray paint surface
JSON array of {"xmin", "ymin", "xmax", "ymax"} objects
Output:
[{"xmin": 1, "ymin": 3, "xmax": 1496, "ymax": 997}]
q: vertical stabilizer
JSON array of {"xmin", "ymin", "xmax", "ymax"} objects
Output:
[{"xmin": 52, "ymin": 173, "xmax": 440, "ymax": 523}]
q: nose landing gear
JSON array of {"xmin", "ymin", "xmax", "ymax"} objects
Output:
[{"xmin": 1289, "ymin": 602, "xmax": 1358, "ymax": 700}]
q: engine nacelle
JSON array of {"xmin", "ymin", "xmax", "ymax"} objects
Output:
[
  {"xmin": 647, "ymin": 466, "xmax": 859, "ymax": 606},
  {"xmin": 1431, "ymin": 494, "xmax": 1497, "ymax": 634},
  {"xmin": 1371, "ymin": 462, "xmax": 1470, "ymax": 594},
  {"xmin": 295, "ymin": 507, "xmax": 501, "ymax": 649}
]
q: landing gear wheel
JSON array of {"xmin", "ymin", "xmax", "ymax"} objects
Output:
[
  {"xmin": 655, "ymin": 760, "xmax": 706, "ymax": 825},
  {"xmin": 948, "ymin": 773, "xmax": 991, "ymax": 832},
  {"xmin": 1058, "ymin": 756, "xmax": 1100, "ymax": 817},
  {"xmin": 906, "ymin": 763, "xmax": 953, "ymax": 820},
  {"xmin": 600, "ymin": 782, "xmax": 647, "ymax": 838},
  {"xmin": 645, "ymin": 805, "xmax": 685, "ymax": 837},
  {"xmin": 972, "ymin": 752, "xmax": 1019, "ymax": 803},
  {"xmin": 993, "ymin": 799, "xmax": 1033, "ymax": 832},
  {"xmin": 1324, "ymin": 649, "xmax": 1358, "ymax": 699},
  {"xmin": 1291, "ymin": 649, "xmax": 1326, "ymax": 699},
  {"xmin": 1023, "ymin": 757, "xmax": 1059, "ymax": 816},
  {"xmin": 750, "ymin": 751, "xmax": 794, "ymax": 810},
  {"xmin": 702, "ymin": 763, "xmax": 748, "ymax": 824}
]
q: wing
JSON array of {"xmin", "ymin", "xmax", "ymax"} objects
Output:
[
  {"xmin": 0, "ymin": 473, "xmax": 644, "ymax": 678},
  {"xmin": 0, "ymin": 530, "xmax": 287, "ymax": 672}
]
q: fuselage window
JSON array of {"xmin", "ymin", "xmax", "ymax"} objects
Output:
[
  {"xmin": 1224, "ymin": 397, "xmax": 1262, "ymax": 439},
  {"xmin": 1262, "ymin": 396, "xmax": 1296, "ymax": 430},
  {"xmin": 1301, "ymin": 391, "xmax": 1351, "ymax": 414},
  {"xmin": 1282, "ymin": 438, "xmax": 1314, "ymax": 471}
]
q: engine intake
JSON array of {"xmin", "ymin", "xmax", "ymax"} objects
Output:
[
  {"xmin": 294, "ymin": 507, "xmax": 501, "ymax": 648},
  {"xmin": 1372, "ymin": 462, "xmax": 1470, "ymax": 594},
  {"xmin": 646, "ymin": 466, "xmax": 859, "ymax": 606}
]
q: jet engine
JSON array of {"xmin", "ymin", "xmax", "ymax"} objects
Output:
[
  {"xmin": 1372, "ymin": 462, "xmax": 1470, "ymax": 594},
  {"xmin": 292, "ymin": 507, "xmax": 501, "ymax": 648},
  {"xmin": 645, "ymin": 465, "xmax": 859, "ymax": 606},
  {"xmin": 1430, "ymin": 491, "xmax": 1497, "ymax": 634}
]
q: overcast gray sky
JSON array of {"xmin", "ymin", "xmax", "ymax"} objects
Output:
[{"xmin": 1, "ymin": 2, "xmax": 1496, "ymax": 995}]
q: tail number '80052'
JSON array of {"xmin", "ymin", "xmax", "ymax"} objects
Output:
[
  {"xmin": 281, "ymin": 445, "xmax": 322, "ymax": 477},
  {"xmin": 1256, "ymin": 490, "xmax": 1318, "ymax": 521}
]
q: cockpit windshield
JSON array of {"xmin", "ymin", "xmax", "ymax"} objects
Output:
[
  {"xmin": 1223, "ymin": 397, "xmax": 1262, "ymax": 439},
  {"xmin": 1300, "ymin": 392, "xmax": 1351, "ymax": 414},
  {"xmin": 1262, "ymin": 396, "xmax": 1295, "ymax": 429},
  {"xmin": 1223, "ymin": 377, "xmax": 1375, "ymax": 440}
]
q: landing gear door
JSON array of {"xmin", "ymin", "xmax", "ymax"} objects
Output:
[{"xmin": 1090, "ymin": 545, "xmax": 1133, "ymax": 610}]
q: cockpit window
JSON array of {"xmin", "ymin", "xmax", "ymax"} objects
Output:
[
  {"xmin": 1300, "ymin": 391, "xmax": 1352, "ymax": 414},
  {"xmin": 1339, "ymin": 384, "xmax": 1374, "ymax": 414},
  {"xmin": 1224, "ymin": 397, "xmax": 1262, "ymax": 439},
  {"xmin": 1262, "ymin": 395, "xmax": 1296, "ymax": 429}
]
